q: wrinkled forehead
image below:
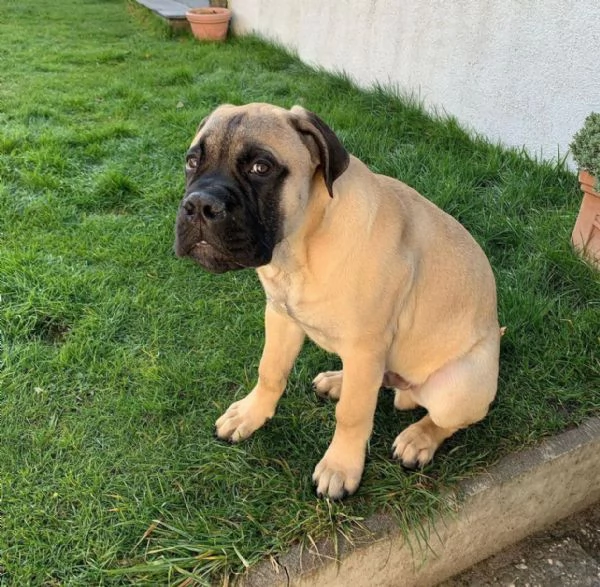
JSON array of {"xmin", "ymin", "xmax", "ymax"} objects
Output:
[{"xmin": 189, "ymin": 106, "xmax": 306, "ymax": 160}]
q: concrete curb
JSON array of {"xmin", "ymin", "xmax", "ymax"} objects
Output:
[{"xmin": 242, "ymin": 417, "xmax": 600, "ymax": 586}]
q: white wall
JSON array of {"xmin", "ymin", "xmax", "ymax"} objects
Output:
[{"xmin": 229, "ymin": 0, "xmax": 600, "ymax": 164}]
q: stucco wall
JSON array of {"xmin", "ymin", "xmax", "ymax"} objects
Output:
[{"xmin": 229, "ymin": 0, "xmax": 600, "ymax": 164}]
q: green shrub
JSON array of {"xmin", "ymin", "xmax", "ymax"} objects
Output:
[{"xmin": 570, "ymin": 112, "xmax": 600, "ymax": 189}]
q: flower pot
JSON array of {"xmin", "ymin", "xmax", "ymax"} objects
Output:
[
  {"xmin": 572, "ymin": 169, "xmax": 600, "ymax": 268},
  {"xmin": 186, "ymin": 7, "xmax": 231, "ymax": 42}
]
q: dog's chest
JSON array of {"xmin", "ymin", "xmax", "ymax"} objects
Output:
[
  {"xmin": 272, "ymin": 299, "xmax": 338, "ymax": 353},
  {"xmin": 259, "ymin": 272, "xmax": 339, "ymax": 353}
]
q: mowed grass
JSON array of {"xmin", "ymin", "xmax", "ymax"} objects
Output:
[{"xmin": 0, "ymin": 0, "xmax": 599, "ymax": 584}]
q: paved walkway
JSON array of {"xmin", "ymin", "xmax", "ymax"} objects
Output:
[{"xmin": 441, "ymin": 502, "xmax": 600, "ymax": 586}]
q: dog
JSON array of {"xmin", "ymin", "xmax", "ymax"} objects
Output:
[{"xmin": 174, "ymin": 103, "xmax": 500, "ymax": 500}]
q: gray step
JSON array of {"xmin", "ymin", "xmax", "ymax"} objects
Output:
[{"xmin": 136, "ymin": 0, "xmax": 210, "ymax": 21}]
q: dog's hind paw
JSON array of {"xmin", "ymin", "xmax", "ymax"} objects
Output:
[
  {"xmin": 312, "ymin": 370, "xmax": 343, "ymax": 401},
  {"xmin": 391, "ymin": 416, "xmax": 455, "ymax": 470},
  {"xmin": 391, "ymin": 426, "xmax": 436, "ymax": 470}
]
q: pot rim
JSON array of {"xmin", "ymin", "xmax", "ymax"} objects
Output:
[{"xmin": 186, "ymin": 7, "xmax": 231, "ymax": 21}]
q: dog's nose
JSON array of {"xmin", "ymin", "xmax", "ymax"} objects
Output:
[{"xmin": 182, "ymin": 192, "xmax": 227, "ymax": 223}]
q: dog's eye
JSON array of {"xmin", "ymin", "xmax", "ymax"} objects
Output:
[
  {"xmin": 186, "ymin": 155, "xmax": 200, "ymax": 170},
  {"xmin": 249, "ymin": 161, "xmax": 271, "ymax": 176}
]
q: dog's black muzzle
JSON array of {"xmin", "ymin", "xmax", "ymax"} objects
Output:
[{"xmin": 174, "ymin": 173, "xmax": 273, "ymax": 273}]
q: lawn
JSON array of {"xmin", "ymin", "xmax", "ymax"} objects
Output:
[{"xmin": 0, "ymin": 0, "xmax": 599, "ymax": 584}]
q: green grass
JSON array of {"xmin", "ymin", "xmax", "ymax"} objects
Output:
[{"xmin": 0, "ymin": 0, "xmax": 599, "ymax": 584}]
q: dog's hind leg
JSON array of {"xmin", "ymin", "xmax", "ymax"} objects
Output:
[
  {"xmin": 393, "ymin": 389, "xmax": 420, "ymax": 411},
  {"xmin": 382, "ymin": 372, "xmax": 420, "ymax": 410},
  {"xmin": 392, "ymin": 332, "xmax": 500, "ymax": 469}
]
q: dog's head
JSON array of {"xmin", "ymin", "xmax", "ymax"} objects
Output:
[{"xmin": 174, "ymin": 103, "xmax": 349, "ymax": 273}]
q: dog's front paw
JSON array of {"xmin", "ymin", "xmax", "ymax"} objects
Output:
[
  {"xmin": 215, "ymin": 391, "xmax": 275, "ymax": 443},
  {"xmin": 312, "ymin": 445, "xmax": 364, "ymax": 500}
]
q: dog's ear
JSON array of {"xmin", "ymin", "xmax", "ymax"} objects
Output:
[{"xmin": 290, "ymin": 106, "xmax": 349, "ymax": 197}]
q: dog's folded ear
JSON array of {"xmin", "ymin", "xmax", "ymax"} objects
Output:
[{"xmin": 290, "ymin": 106, "xmax": 349, "ymax": 197}]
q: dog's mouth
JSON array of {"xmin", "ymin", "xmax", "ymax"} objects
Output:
[
  {"xmin": 174, "ymin": 208, "xmax": 274, "ymax": 273},
  {"xmin": 183, "ymin": 238, "xmax": 251, "ymax": 272},
  {"xmin": 192, "ymin": 239, "xmax": 212, "ymax": 252},
  {"xmin": 192, "ymin": 239, "xmax": 240, "ymax": 260}
]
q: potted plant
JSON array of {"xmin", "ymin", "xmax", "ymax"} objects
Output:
[
  {"xmin": 570, "ymin": 112, "xmax": 600, "ymax": 268},
  {"xmin": 186, "ymin": 1, "xmax": 231, "ymax": 42}
]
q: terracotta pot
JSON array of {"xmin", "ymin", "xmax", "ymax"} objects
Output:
[
  {"xmin": 572, "ymin": 169, "xmax": 600, "ymax": 268},
  {"xmin": 186, "ymin": 7, "xmax": 231, "ymax": 42}
]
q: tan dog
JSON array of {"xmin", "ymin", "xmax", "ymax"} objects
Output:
[{"xmin": 174, "ymin": 103, "xmax": 500, "ymax": 500}]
